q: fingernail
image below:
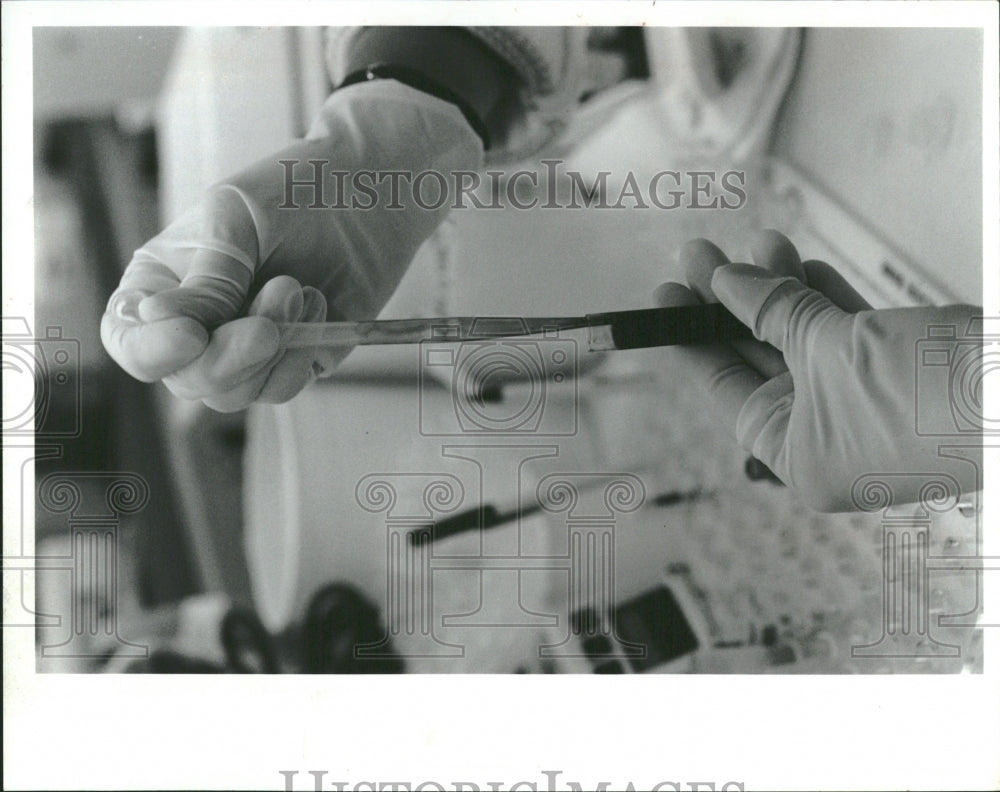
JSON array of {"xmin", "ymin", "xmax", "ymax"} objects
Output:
[
  {"xmin": 282, "ymin": 288, "xmax": 304, "ymax": 322},
  {"xmin": 198, "ymin": 317, "xmax": 280, "ymax": 378},
  {"xmin": 301, "ymin": 287, "xmax": 327, "ymax": 321},
  {"xmin": 653, "ymin": 282, "xmax": 699, "ymax": 308},
  {"xmin": 107, "ymin": 289, "xmax": 151, "ymax": 323},
  {"xmin": 680, "ymin": 238, "xmax": 730, "ymax": 266},
  {"xmin": 711, "ymin": 263, "xmax": 758, "ymax": 301}
]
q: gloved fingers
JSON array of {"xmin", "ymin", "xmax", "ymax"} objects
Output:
[
  {"xmin": 118, "ymin": 254, "xmax": 188, "ymax": 294},
  {"xmin": 138, "ymin": 249, "xmax": 253, "ymax": 328},
  {"xmin": 654, "ymin": 281, "xmax": 769, "ymax": 430},
  {"xmin": 711, "ymin": 261, "xmax": 845, "ymax": 354},
  {"xmin": 749, "ymin": 229, "xmax": 806, "ymax": 281},
  {"xmin": 162, "ymin": 317, "xmax": 280, "ymax": 404},
  {"xmin": 254, "ymin": 286, "xmax": 338, "ymax": 404},
  {"xmin": 137, "ymin": 186, "xmax": 260, "ymax": 330},
  {"xmin": 199, "ymin": 362, "xmax": 275, "ymax": 413},
  {"xmin": 196, "ymin": 275, "xmax": 311, "ymax": 411},
  {"xmin": 740, "ymin": 228, "xmax": 807, "ymax": 376},
  {"xmin": 101, "ymin": 256, "xmax": 210, "ymax": 382},
  {"xmin": 680, "ymin": 238, "xmax": 730, "ymax": 302},
  {"xmin": 734, "ymin": 371, "xmax": 795, "ymax": 481},
  {"xmin": 653, "ymin": 281, "xmax": 700, "ymax": 308},
  {"xmin": 682, "ymin": 230, "xmax": 806, "ymax": 297},
  {"xmin": 802, "ymin": 259, "xmax": 873, "ymax": 313},
  {"xmin": 679, "ymin": 238, "xmax": 785, "ymax": 379},
  {"xmin": 248, "ymin": 274, "xmax": 306, "ymax": 322},
  {"xmin": 100, "ymin": 308, "xmax": 209, "ymax": 383}
]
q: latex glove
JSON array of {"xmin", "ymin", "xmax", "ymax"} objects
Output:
[
  {"xmin": 655, "ymin": 230, "xmax": 982, "ymax": 511},
  {"xmin": 102, "ymin": 80, "xmax": 482, "ymax": 412}
]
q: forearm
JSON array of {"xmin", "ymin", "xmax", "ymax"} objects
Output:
[
  {"xmin": 327, "ymin": 26, "xmax": 587, "ymax": 164},
  {"xmin": 342, "ymin": 26, "xmax": 513, "ymax": 150}
]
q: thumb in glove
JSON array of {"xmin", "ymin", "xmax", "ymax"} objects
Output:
[
  {"xmin": 657, "ymin": 230, "xmax": 983, "ymax": 511},
  {"xmin": 102, "ymin": 79, "xmax": 483, "ymax": 411}
]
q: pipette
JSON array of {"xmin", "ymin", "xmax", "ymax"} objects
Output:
[{"xmin": 278, "ymin": 303, "xmax": 753, "ymax": 352}]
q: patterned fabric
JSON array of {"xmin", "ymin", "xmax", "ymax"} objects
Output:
[{"xmin": 325, "ymin": 27, "xmax": 588, "ymax": 165}]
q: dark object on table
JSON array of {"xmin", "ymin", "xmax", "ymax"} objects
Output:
[
  {"xmin": 613, "ymin": 586, "xmax": 700, "ymax": 672},
  {"xmin": 124, "ymin": 649, "xmax": 225, "ymax": 673},
  {"xmin": 300, "ymin": 583, "xmax": 404, "ymax": 674},
  {"xmin": 221, "ymin": 607, "xmax": 281, "ymax": 674}
]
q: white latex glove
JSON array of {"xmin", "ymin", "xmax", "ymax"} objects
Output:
[
  {"xmin": 102, "ymin": 80, "xmax": 482, "ymax": 411},
  {"xmin": 655, "ymin": 230, "xmax": 982, "ymax": 511}
]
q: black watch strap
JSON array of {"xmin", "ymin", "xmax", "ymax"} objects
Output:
[{"xmin": 337, "ymin": 63, "xmax": 491, "ymax": 149}]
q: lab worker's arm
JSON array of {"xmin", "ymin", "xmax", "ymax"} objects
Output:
[
  {"xmin": 655, "ymin": 230, "xmax": 983, "ymax": 511},
  {"xmin": 326, "ymin": 26, "xmax": 588, "ymax": 164},
  {"xmin": 102, "ymin": 33, "xmax": 503, "ymax": 411}
]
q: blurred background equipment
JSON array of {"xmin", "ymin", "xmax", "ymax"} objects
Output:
[{"xmin": 31, "ymin": 26, "xmax": 984, "ymax": 673}]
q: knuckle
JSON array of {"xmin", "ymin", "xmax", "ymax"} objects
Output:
[
  {"xmin": 264, "ymin": 274, "xmax": 301, "ymax": 292},
  {"xmin": 201, "ymin": 184, "xmax": 260, "ymax": 260},
  {"xmin": 228, "ymin": 316, "xmax": 280, "ymax": 358},
  {"xmin": 182, "ymin": 275, "xmax": 246, "ymax": 315}
]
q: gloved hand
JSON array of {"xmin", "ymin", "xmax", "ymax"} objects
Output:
[
  {"xmin": 102, "ymin": 80, "xmax": 483, "ymax": 412},
  {"xmin": 655, "ymin": 230, "xmax": 982, "ymax": 511}
]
